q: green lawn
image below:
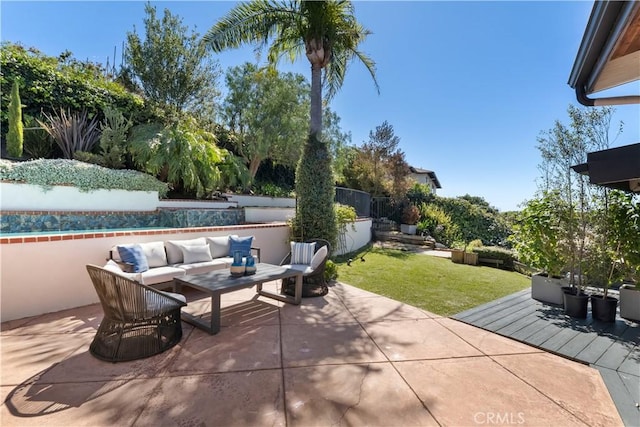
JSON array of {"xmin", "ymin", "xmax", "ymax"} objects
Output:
[{"xmin": 335, "ymin": 248, "xmax": 531, "ymax": 317}]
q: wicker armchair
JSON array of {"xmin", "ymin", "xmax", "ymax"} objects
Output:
[
  {"xmin": 86, "ymin": 264, "xmax": 186, "ymax": 363},
  {"xmin": 280, "ymin": 238, "xmax": 331, "ymax": 297}
]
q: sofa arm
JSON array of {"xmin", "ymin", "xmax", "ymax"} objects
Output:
[{"xmin": 251, "ymin": 247, "xmax": 261, "ymax": 262}]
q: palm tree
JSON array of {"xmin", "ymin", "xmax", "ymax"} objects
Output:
[{"xmin": 204, "ymin": 0, "xmax": 378, "ymax": 244}]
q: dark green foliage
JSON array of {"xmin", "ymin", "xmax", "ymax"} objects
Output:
[
  {"xmin": 222, "ymin": 63, "xmax": 309, "ymax": 179},
  {"xmin": 254, "ymin": 159, "xmax": 296, "ymax": 192},
  {"xmin": 471, "ymin": 246, "xmax": 517, "ymax": 269},
  {"xmin": 408, "ymin": 183, "xmax": 511, "ymax": 246},
  {"xmin": 22, "ymin": 114, "xmax": 53, "ymax": 159},
  {"xmin": 97, "ymin": 107, "xmax": 132, "ymax": 168},
  {"xmin": 509, "ymin": 191, "xmax": 569, "ymax": 277},
  {"xmin": 6, "ymin": 79, "xmax": 24, "ymax": 158},
  {"xmin": 125, "ymin": 4, "xmax": 220, "ymax": 121},
  {"xmin": 128, "ymin": 118, "xmax": 245, "ymax": 198},
  {"xmin": 294, "ymin": 134, "xmax": 337, "ymax": 246},
  {"xmin": 0, "ymin": 42, "xmax": 146, "ymax": 128},
  {"xmin": 417, "ymin": 203, "xmax": 461, "ymax": 248}
]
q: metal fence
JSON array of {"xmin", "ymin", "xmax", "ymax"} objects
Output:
[
  {"xmin": 370, "ymin": 197, "xmax": 402, "ymax": 220},
  {"xmin": 335, "ymin": 187, "xmax": 371, "ymax": 218}
]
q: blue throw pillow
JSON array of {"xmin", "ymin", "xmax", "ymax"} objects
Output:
[
  {"xmin": 117, "ymin": 244, "xmax": 149, "ymax": 273},
  {"xmin": 229, "ymin": 235, "xmax": 253, "ymax": 257}
]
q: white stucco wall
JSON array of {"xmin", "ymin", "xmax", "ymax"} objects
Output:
[
  {"xmin": 0, "ymin": 224, "xmax": 290, "ymax": 322},
  {"xmin": 245, "ymin": 207, "xmax": 295, "ymax": 223},
  {"xmin": 335, "ymin": 219, "xmax": 372, "ymax": 256},
  {"xmin": 0, "ymin": 182, "xmax": 159, "ymax": 211},
  {"xmin": 224, "ymin": 194, "xmax": 296, "ymax": 208}
]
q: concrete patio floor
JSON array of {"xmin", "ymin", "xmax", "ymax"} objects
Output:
[{"xmin": 1, "ymin": 281, "xmax": 623, "ymax": 426}]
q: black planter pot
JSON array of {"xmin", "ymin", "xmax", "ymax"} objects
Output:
[
  {"xmin": 591, "ymin": 295, "xmax": 618, "ymax": 322},
  {"xmin": 563, "ymin": 288, "xmax": 589, "ymax": 319}
]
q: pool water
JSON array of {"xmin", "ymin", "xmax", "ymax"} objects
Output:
[{"xmin": 0, "ymin": 208, "xmax": 244, "ymax": 236}]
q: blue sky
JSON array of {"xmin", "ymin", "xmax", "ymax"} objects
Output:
[{"xmin": 2, "ymin": 1, "xmax": 639, "ymax": 212}]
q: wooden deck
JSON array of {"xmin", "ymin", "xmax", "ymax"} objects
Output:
[{"xmin": 453, "ymin": 289, "xmax": 640, "ymax": 427}]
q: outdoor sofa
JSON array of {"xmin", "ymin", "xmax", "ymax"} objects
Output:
[{"xmin": 106, "ymin": 235, "xmax": 260, "ymax": 288}]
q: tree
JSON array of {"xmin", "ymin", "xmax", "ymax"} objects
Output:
[
  {"xmin": 323, "ymin": 107, "xmax": 353, "ymax": 184},
  {"xmin": 535, "ymin": 105, "xmax": 622, "ymax": 286},
  {"xmin": 125, "ymin": 3, "xmax": 221, "ymax": 122},
  {"xmin": 7, "ymin": 79, "xmax": 23, "ymax": 158},
  {"xmin": 204, "ymin": 0, "xmax": 378, "ymax": 244},
  {"xmin": 222, "ymin": 63, "xmax": 309, "ymax": 180},
  {"xmin": 343, "ymin": 121, "xmax": 409, "ymax": 198}
]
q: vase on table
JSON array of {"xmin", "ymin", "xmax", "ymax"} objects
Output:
[
  {"xmin": 230, "ymin": 250, "xmax": 245, "ymax": 276},
  {"xmin": 245, "ymin": 254, "xmax": 256, "ymax": 275}
]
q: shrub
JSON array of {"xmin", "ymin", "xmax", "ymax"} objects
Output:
[
  {"xmin": 0, "ymin": 158, "xmax": 168, "ymax": 196},
  {"xmin": 254, "ymin": 182, "xmax": 294, "ymax": 198},
  {"xmin": 97, "ymin": 106, "xmax": 132, "ymax": 169},
  {"xmin": 1, "ymin": 42, "xmax": 148, "ymax": 130},
  {"xmin": 37, "ymin": 109, "xmax": 101, "ymax": 159},
  {"xmin": 6, "ymin": 79, "xmax": 24, "ymax": 158},
  {"xmin": 471, "ymin": 246, "xmax": 518, "ymax": 269},
  {"xmin": 324, "ymin": 260, "xmax": 338, "ymax": 281},
  {"xmin": 417, "ymin": 203, "xmax": 461, "ymax": 247},
  {"xmin": 401, "ymin": 204, "xmax": 421, "ymax": 225},
  {"xmin": 128, "ymin": 118, "xmax": 228, "ymax": 198},
  {"xmin": 294, "ymin": 133, "xmax": 337, "ymax": 246},
  {"xmin": 22, "ymin": 114, "xmax": 53, "ymax": 159}
]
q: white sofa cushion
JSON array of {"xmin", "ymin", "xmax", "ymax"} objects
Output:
[
  {"xmin": 206, "ymin": 235, "xmax": 238, "ymax": 258},
  {"xmin": 173, "ymin": 259, "xmax": 228, "ymax": 275},
  {"xmin": 138, "ymin": 266, "xmax": 186, "ymax": 286},
  {"xmin": 165, "ymin": 238, "xmax": 207, "ymax": 264},
  {"xmin": 181, "ymin": 244, "xmax": 213, "ymax": 264},
  {"xmin": 281, "ymin": 264, "xmax": 314, "ymax": 276},
  {"xmin": 139, "ymin": 241, "xmax": 168, "ymax": 267}
]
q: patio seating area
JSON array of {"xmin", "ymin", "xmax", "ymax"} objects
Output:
[{"xmin": 1, "ymin": 282, "xmax": 624, "ymax": 426}]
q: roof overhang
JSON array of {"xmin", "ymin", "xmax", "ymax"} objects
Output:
[
  {"xmin": 571, "ymin": 143, "xmax": 640, "ymax": 192},
  {"xmin": 568, "ymin": 1, "xmax": 640, "ymax": 106}
]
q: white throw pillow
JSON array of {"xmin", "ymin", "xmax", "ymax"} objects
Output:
[
  {"xmin": 207, "ymin": 235, "xmax": 237, "ymax": 258},
  {"xmin": 290, "ymin": 242, "xmax": 316, "ymax": 265},
  {"xmin": 310, "ymin": 245, "xmax": 328, "ymax": 270},
  {"xmin": 181, "ymin": 244, "xmax": 213, "ymax": 264},
  {"xmin": 165, "ymin": 238, "xmax": 207, "ymax": 264},
  {"xmin": 139, "ymin": 241, "xmax": 168, "ymax": 267}
]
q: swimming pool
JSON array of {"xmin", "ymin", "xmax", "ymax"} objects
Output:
[{"xmin": 0, "ymin": 208, "xmax": 244, "ymax": 235}]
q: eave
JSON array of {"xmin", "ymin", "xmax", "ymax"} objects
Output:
[
  {"xmin": 568, "ymin": 1, "xmax": 640, "ymax": 106},
  {"xmin": 571, "ymin": 143, "xmax": 640, "ymax": 192}
]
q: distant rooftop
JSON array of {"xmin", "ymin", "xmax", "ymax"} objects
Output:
[{"xmin": 409, "ymin": 166, "xmax": 442, "ymax": 189}]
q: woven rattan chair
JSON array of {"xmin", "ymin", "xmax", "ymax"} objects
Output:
[
  {"xmin": 86, "ymin": 264, "xmax": 186, "ymax": 362},
  {"xmin": 280, "ymin": 238, "xmax": 331, "ymax": 297}
]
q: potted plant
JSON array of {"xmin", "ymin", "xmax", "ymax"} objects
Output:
[
  {"xmin": 400, "ymin": 204, "xmax": 420, "ymax": 235},
  {"xmin": 510, "ymin": 192, "xmax": 568, "ymax": 306},
  {"xmin": 593, "ymin": 190, "xmax": 640, "ymax": 322}
]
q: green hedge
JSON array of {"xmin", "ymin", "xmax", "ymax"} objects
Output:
[
  {"xmin": 0, "ymin": 158, "xmax": 168, "ymax": 196},
  {"xmin": 1, "ymin": 42, "xmax": 147, "ymax": 129},
  {"xmin": 471, "ymin": 246, "xmax": 518, "ymax": 270}
]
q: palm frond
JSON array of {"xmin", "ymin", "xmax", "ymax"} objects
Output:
[{"xmin": 203, "ymin": 0, "xmax": 300, "ymax": 53}]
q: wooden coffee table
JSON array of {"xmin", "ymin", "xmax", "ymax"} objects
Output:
[{"xmin": 173, "ymin": 263, "xmax": 302, "ymax": 334}]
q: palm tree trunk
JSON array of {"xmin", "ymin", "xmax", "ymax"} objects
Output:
[{"xmin": 310, "ymin": 64, "xmax": 323, "ymax": 137}]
